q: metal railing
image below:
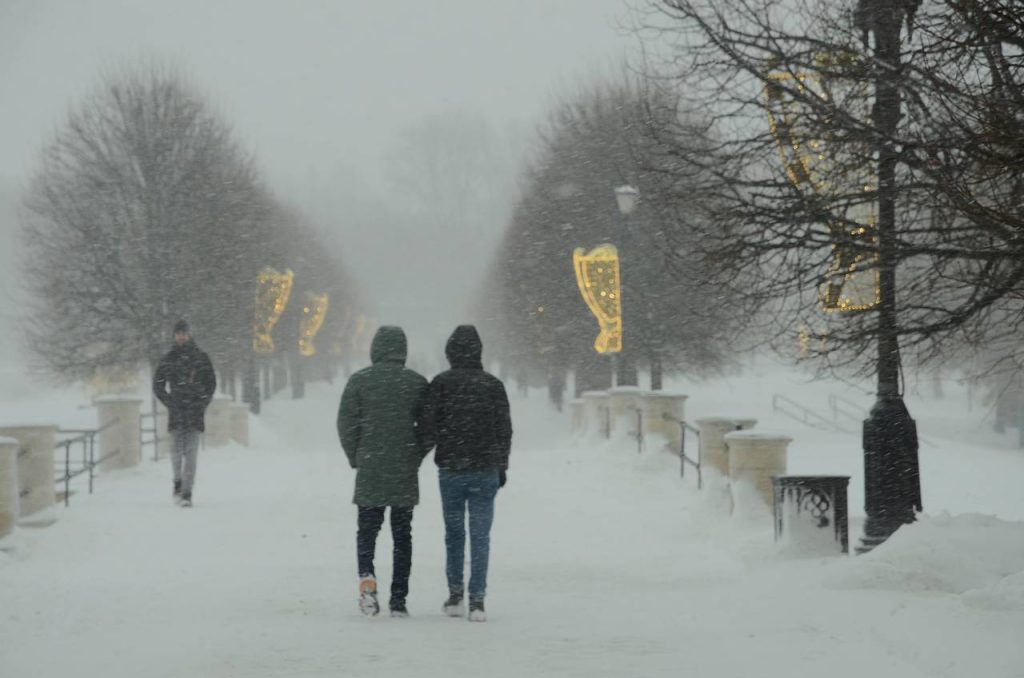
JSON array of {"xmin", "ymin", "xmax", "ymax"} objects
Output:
[
  {"xmin": 772, "ymin": 394, "xmax": 853, "ymax": 433},
  {"xmin": 139, "ymin": 412, "xmax": 167, "ymax": 461},
  {"xmin": 663, "ymin": 414, "xmax": 702, "ymax": 489},
  {"xmin": 53, "ymin": 419, "xmax": 120, "ymax": 506},
  {"xmin": 827, "ymin": 394, "xmax": 866, "ymax": 426}
]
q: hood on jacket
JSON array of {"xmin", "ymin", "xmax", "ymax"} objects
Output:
[
  {"xmin": 370, "ymin": 326, "xmax": 408, "ymax": 365},
  {"xmin": 445, "ymin": 325, "xmax": 483, "ymax": 369}
]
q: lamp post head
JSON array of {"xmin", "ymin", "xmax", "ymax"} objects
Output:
[{"xmin": 614, "ymin": 185, "xmax": 639, "ymax": 215}]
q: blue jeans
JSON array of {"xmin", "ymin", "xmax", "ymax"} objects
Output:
[{"xmin": 439, "ymin": 469, "xmax": 499, "ymax": 601}]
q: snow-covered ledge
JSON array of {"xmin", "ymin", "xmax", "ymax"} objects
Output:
[
  {"xmin": 696, "ymin": 417, "xmax": 757, "ymax": 476},
  {"xmin": 580, "ymin": 391, "xmax": 610, "ymax": 438},
  {"xmin": 205, "ymin": 396, "xmax": 233, "ymax": 447},
  {"xmin": 0, "ymin": 424, "xmax": 58, "ymax": 524},
  {"xmin": 0, "ymin": 437, "xmax": 19, "ymax": 542},
  {"xmin": 607, "ymin": 386, "xmax": 644, "ymax": 435},
  {"xmin": 641, "ymin": 392, "xmax": 687, "ymax": 452},
  {"xmin": 94, "ymin": 397, "xmax": 142, "ymax": 471},
  {"xmin": 725, "ymin": 430, "xmax": 791, "ymax": 514},
  {"xmin": 230, "ymin": 404, "xmax": 249, "ymax": 447}
]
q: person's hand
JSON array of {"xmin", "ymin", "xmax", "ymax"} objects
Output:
[{"xmin": 498, "ymin": 470, "xmax": 507, "ymax": 488}]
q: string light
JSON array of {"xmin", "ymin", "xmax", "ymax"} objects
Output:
[
  {"xmin": 298, "ymin": 292, "xmax": 329, "ymax": 357},
  {"xmin": 766, "ymin": 60, "xmax": 880, "ymax": 313},
  {"xmin": 253, "ymin": 268, "xmax": 294, "ymax": 354},
  {"xmin": 573, "ymin": 244, "xmax": 622, "ymax": 354}
]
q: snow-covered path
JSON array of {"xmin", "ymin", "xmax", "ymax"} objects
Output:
[{"xmin": 2, "ymin": 381, "xmax": 1023, "ymax": 677}]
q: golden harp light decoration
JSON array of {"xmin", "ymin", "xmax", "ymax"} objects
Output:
[
  {"xmin": 253, "ymin": 268, "xmax": 294, "ymax": 354},
  {"xmin": 298, "ymin": 292, "xmax": 329, "ymax": 357},
  {"xmin": 766, "ymin": 55, "xmax": 879, "ymax": 312},
  {"xmin": 573, "ymin": 244, "xmax": 622, "ymax": 354}
]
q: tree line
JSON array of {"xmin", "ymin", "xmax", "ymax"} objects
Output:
[
  {"xmin": 480, "ymin": 0, "xmax": 1023, "ymax": 407},
  {"xmin": 20, "ymin": 64, "xmax": 366, "ymax": 397}
]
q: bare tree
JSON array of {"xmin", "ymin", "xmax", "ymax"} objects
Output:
[
  {"xmin": 637, "ymin": 0, "xmax": 1024, "ymax": 372},
  {"xmin": 20, "ymin": 64, "xmax": 274, "ymax": 380}
]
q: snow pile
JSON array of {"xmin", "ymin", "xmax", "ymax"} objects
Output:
[{"xmin": 828, "ymin": 513, "xmax": 1024, "ymax": 608}]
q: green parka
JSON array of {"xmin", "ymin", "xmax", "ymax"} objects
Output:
[{"xmin": 337, "ymin": 326, "xmax": 432, "ymax": 507}]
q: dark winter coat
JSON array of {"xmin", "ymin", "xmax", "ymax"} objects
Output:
[
  {"xmin": 153, "ymin": 340, "xmax": 217, "ymax": 433},
  {"xmin": 337, "ymin": 326, "xmax": 431, "ymax": 507},
  {"xmin": 423, "ymin": 326, "xmax": 512, "ymax": 472}
]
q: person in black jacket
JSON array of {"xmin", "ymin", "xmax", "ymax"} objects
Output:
[
  {"xmin": 422, "ymin": 325, "xmax": 512, "ymax": 622},
  {"xmin": 152, "ymin": 320, "xmax": 216, "ymax": 507}
]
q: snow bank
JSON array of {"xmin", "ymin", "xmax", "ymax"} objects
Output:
[{"xmin": 828, "ymin": 513, "xmax": 1024, "ymax": 608}]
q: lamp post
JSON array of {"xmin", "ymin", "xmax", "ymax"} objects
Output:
[
  {"xmin": 855, "ymin": 0, "xmax": 922, "ymax": 552},
  {"xmin": 614, "ymin": 185, "xmax": 640, "ymax": 388}
]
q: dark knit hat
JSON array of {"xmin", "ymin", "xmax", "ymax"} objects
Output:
[{"xmin": 173, "ymin": 319, "xmax": 190, "ymax": 335}]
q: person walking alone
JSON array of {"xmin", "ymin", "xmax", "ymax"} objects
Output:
[
  {"xmin": 153, "ymin": 320, "xmax": 216, "ymax": 508},
  {"xmin": 337, "ymin": 326, "xmax": 431, "ymax": 617},
  {"xmin": 423, "ymin": 325, "xmax": 512, "ymax": 622}
]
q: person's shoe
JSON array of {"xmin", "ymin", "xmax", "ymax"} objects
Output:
[
  {"xmin": 468, "ymin": 599, "xmax": 486, "ymax": 622},
  {"xmin": 358, "ymin": 576, "xmax": 379, "ymax": 616},
  {"xmin": 389, "ymin": 601, "xmax": 409, "ymax": 618},
  {"xmin": 173, "ymin": 481, "xmax": 182, "ymax": 504},
  {"xmin": 443, "ymin": 592, "xmax": 465, "ymax": 617},
  {"xmin": 179, "ymin": 493, "xmax": 192, "ymax": 508}
]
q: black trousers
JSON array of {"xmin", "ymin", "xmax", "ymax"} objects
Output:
[{"xmin": 357, "ymin": 506, "xmax": 414, "ymax": 605}]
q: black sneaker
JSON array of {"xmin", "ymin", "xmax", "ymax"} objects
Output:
[
  {"xmin": 443, "ymin": 592, "xmax": 464, "ymax": 617},
  {"xmin": 389, "ymin": 601, "xmax": 409, "ymax": 618},
  {"xmin": 173, "ymin": 481, "xmax": 182, "ymax": 503},
  {"xmin": 468, "ymin": 599, "xmax": 486, "ymax": 622}
]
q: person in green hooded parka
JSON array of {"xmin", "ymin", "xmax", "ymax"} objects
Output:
[{"xmin": 337, "ymin": 326, "xmax": 431, "ymax": 617}]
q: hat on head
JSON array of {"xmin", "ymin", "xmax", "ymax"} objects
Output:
[{"xmin": 173, "ymin": 319, "xmax": 190, "ymax": 335}]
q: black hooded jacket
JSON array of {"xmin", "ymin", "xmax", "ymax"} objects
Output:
[
  {"xmin": 153, "ymin": 340, "xmax": 217, "ymax": 432},
  {"xmin": 424, "ymin": 326, "xmax": 512, "ymax": 471}
]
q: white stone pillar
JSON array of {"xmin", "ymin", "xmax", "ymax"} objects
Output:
[
  {"xmin": 568, "ymin": 400, "xmax": 586, "ymax": 435},
  {"xmin": 642, "ymin": 393, "xmax": 688, "ymax": 452},
  {"xmin": 230, "ymin": 404, "xmax": 250, "ymax": 447},
  {"xmin": 0, "ymin": 424, "xmax": 58, "ymax": 524},
  {"xmin": 205, "ymin": 397, "xmax": 233, "ymax": 447},
  {"xmin": 580, "ymin": 391, "xmax": 611, "ymax": 438},
  {"xmin": 0, "ymin": 437, "xmax": 19, "ymax": 542},
  {"xmin": 696, "ymin": 417, "xmax": 758, "ymax": 476},
  {"xmin": 95, "ymin": 397, "xmax": 142, "ymax": 471},
  {"xmin": 725, "ymin": 431, "xmax": 791, "ymax": 513},
  {"xmin": 607, "ymin": 386, "xmax": 644, "ymax": 437}
]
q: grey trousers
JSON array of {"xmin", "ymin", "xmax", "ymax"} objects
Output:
[{"xmin": 171, "ymin": 430, "xmax": 201, "ymax": 496}]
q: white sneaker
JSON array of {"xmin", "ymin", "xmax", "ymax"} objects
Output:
[
  {"xmin": 359, "ymin": 576, "xmax": 379, "ymax": 616},
  {"xmin": 468, "ymin": 600, "xmax": 486, "ymax": 622}
]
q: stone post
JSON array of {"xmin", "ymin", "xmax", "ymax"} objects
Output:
[
  {"xmin": 230, "ymin": 404, "xmax": 250, "ymax": 447},
  {"xmin": 607, "ymin": 386, "xmax": 644, "ymax": 438},
  {"xmin": 696, "ymin": 417, "xmax": 758, "ymax": 476},
  {"xmin": 580, "ymin": 391, "xmax": 611, "ymax": 438},
  {"xmin": 95, "ymin": 397, "xmax": 142, "ymax": 471},
  {"xmin": 0, "ymin": 424, "xmax": 58, "ymax": 524},
  {"xmin": 568, "ymin": 400, "xmax": 586, "ymax": 435},
  {"xmin": 205, "ymin": 397, "xmax": 233, "ymax": 447},
  {"xmin": 725, "ymin": 430, "xmax": 791, "ymax": 513},
  {"xmin": 0, "ymin": 437, "xmax": 19, "ymax": 542},
  {"xmin": 642, "ymin": 393, "xmax": 688, "ymax": 453}
]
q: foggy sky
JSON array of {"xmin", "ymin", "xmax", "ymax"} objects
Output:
[{"xmin": 0, "ymin": 0, "xmax": 637, "ymax": 365}]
